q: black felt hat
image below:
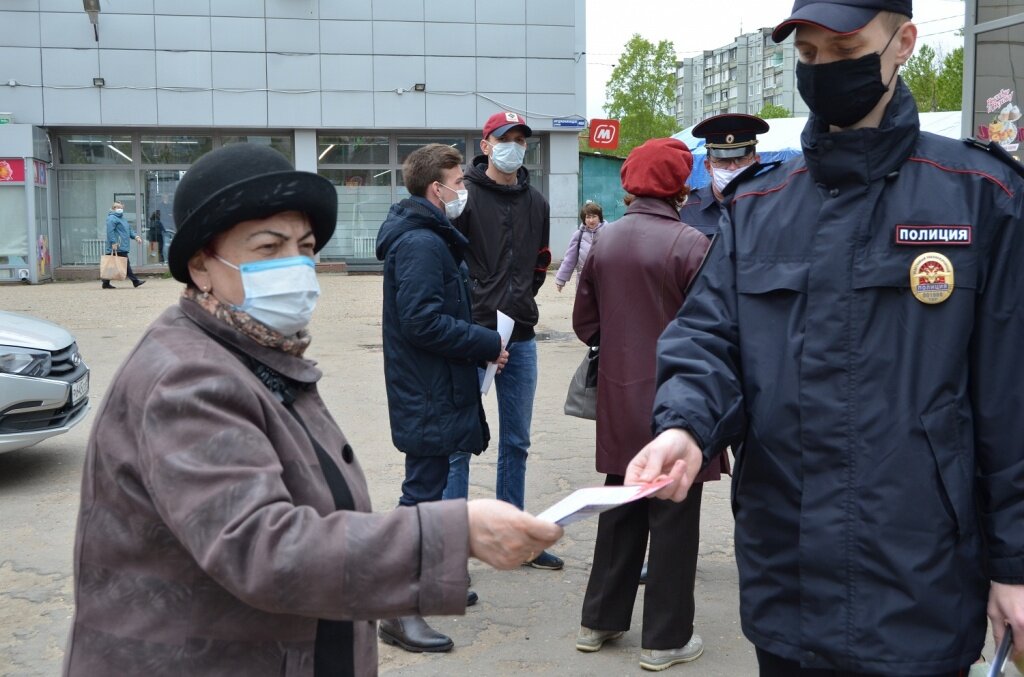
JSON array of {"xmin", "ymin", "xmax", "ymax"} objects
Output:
[
  {"xmin": 169, "ymin": 143, "xmax": 337, "ymax": 283},
  {"xmin": 692, "ymin": 114, "xmax": 770, "ymax": 159},
  {"xmin": 773, "ymin": 0, "xmax": 913, "ymax": 43}
]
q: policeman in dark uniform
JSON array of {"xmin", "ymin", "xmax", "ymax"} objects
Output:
[
  {"xmin": 679, "ymin": 114, "xmax": 769, "ymax": 239},
  {"xmin": 628, "ymin": 0, "xmax": 1024, "ymax": 674}
]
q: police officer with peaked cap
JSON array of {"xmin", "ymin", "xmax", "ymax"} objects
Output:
[{"xmin": 678, "ymin": 113, "xmax": 769, "ymax": 240}]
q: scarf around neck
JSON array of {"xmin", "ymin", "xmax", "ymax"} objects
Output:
[{"xmin": 182, "ymin": 286, "xmax": 311, "ymax": 357}]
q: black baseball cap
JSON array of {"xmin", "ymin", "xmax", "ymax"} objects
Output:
[{"xmin": 772, "ymin": 0, "xmax": 913, "ymax": 43}]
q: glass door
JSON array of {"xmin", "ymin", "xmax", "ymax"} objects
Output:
[{"xmin": 143, "ymin": 170, "xmax": 183, "ymax": 266}]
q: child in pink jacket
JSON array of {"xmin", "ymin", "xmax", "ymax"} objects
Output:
[{"xmin": 555, "ymin": 201, "xmax": 606, "ymax": 292}]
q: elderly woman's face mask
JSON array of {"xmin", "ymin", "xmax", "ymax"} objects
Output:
[
  {"xmin": 200, "ymin": 211, "xmax": 321, "ymax": 336},
  {"xmin": 214, "ymin": 255, "xmax": 319, "ymax": 335}
]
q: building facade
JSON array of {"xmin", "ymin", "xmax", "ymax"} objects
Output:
[
  {"xmin": 0, "ymin": 0, "xmax": 586, "ymax": 282},
  {"xmin": 675, "ymin": 28, "xmax": 807, "ymax": 130}
]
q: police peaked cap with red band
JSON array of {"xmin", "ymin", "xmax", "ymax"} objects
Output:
[
  {"xmin": 620, "ymin": 138, "xmax": 694, "ymax": 199},
  {"xmin": 692, "ymin": 114, "xmax": 770, "ymax": 159},
  {"xmin": 772, "ymin": 0, "xmax": 913, "ymax": 43}
]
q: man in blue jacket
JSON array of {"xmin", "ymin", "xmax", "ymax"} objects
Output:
[
  {"xmin": 628, "ymin": 1, "xmax": 1024, "ymax": 674},
  {"xmin": 103, "ymin": 200, "xmax": 144, "ymax": 289},
  {"xmin": 375, "ymin": 143, "xmax": 508, "ymax": 654}
]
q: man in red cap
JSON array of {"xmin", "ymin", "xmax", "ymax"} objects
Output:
[
  {"xmin": 441, "ymin": 111, "xmax": 563, "ymax": 572},
  {"xmin": 628, "ymin": 1, "xmax": 1024, "ymax": 675}
]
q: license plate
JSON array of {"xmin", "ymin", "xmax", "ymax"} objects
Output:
[{"xmin": 71, "ymin": 372, "xmax": 89, "ymax": 405}]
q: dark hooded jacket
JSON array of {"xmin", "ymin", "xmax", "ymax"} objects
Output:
[
  {"xmin": 652, "ymin": 80, "xmax": 1024, "ymax": 674},
  {"xmin": 376, "ymin": 196, "xmax": 501, "ymax": 457},
  {"xmin": 454, "ymin": 155, "xmax": 550, "ymax": 341}
]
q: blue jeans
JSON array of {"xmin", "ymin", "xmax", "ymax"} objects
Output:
[{"xmin": 443, "ymin": 337, "xmax": 537, "ymax": 510}]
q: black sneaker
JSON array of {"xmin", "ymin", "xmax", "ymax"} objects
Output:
[
  {"xmin": 133, "ymin": 279, "xmax": 146, "ymax": 288},
  {"xmin": 102, "ymin": 282, "xmax": 115, "ymax": 289},
  {"xmin": 524, "ymin": 550, "xmax": 564, "ymax": 570}
]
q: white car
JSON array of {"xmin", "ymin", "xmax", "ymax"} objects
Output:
[{"xmin": 0, "ymin": 310, "xmax": 90, "ymax": 453}]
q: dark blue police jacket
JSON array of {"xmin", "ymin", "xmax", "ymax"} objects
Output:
[
  {"xmin": 376, "ymin": 197, "xmax": 500, "ymax": 457},
  {"xmin": 653, "ymin": 81, "xmax": 1024, "ymax": 674},
  {"xmin": 678, "ymin": 184, "xmax": 720, "ymax": 240}
]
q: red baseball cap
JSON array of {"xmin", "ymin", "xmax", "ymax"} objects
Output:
[{"xmin": 483, "ymin": 111, "xmax": 533, "ymax": 139}]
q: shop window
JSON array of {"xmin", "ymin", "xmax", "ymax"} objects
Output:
[
  {"xmin": 317, "ymin": 135, "xmax": 389, "ymax": 165},
  {"xmin": 140, "ymin": 135, "xmax": 213, "ymax": 165},
  {"xmin": 977, "ymin": 0, "xmax": 1024, "ymax": 24},
  {"xmin": 397, "ymin": 136, "xmax": 467, "ymax": 163},
  {"xmin": 57, "ymin": 170, "xmax": 135, "ymax": 266},
  {"xmin": 974, "ymin": 23, "xmax": 1024, "ymax": 163},
  {"xmin": 317, "ymin": 169, "xmax": 394, "ymax": 260},
  {"xmin": 220, "ymin": 135, "xmax": 294, "ymax": 162},
  {"xmin": 57, "ymin": 134, "xmax": 133, "ymax": 165}
]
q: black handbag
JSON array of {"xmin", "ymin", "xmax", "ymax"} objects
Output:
[{"xmin": 564, "ymin": 346, "xmax": 598, "ymax": 420}]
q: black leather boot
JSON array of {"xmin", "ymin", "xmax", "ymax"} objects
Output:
[{"xmin": 378, "ymin": 616, "xmax": 453, "ymax": 653}]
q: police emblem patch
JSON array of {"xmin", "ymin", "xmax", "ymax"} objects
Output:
[{"xmin": 909, "ymin": 252, "xmax": 955, "ymax": 304}]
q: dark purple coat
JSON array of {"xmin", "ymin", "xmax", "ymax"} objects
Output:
[{"xmin": 573, "ymin": 196, "xmax": 726, "ymax": 480}]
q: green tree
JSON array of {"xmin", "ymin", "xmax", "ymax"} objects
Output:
[
  {"xmin": 904, "ymin": 44, "xmax": 940, "ymax": 112},
  {"xmin": 935, "ymin": 47, "xmax": 963, "ymax": 111},
  {"xmin": 602, "ymin": 34, "xmax": 678, "ymax": 156},
  {"xmin": 757, "ymin": 103, "xmax": 791, "ymax": 119}
]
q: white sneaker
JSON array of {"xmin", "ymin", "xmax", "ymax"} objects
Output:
[
  {"xmin": 575, "ymin": 626, "xmax": 624, "ymax": 652},
  {"xmin": 640, "ymin": 634, "xmax": 704, "ymax": 671}
]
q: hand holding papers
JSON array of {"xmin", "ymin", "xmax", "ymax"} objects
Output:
[
  {"xmin": 480, "ymin": 310, "xmax": 514, "ymax": 395},
  {"xmin": 536, "ymin": 477, "xmax": 674, "ymax": 526}
]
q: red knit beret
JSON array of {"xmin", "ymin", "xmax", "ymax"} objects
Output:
[{"xmin": 620, "ymin": 138, "xmax": 694, "ymax": 199}]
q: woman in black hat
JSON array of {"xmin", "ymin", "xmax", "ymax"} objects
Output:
[{"xmin": 64, "ymin": 143, "xmax": 562, "ymax": 677}]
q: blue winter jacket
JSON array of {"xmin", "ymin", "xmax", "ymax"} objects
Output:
[
  {"xmin": 653, "ymin": 81, "xmax": 1024, "ymax": 674},
  {"xmin": 376, "ymin": 197, "xmax": 501, "ymax": 457},
  {"xmin": 105, "ymin": 211, "xmax": 137, "ymax": 254}
]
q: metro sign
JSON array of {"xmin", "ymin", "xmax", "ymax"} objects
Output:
[{"xmin": 589, "ymin": 119, "xmax": 620, "ymax": 150}]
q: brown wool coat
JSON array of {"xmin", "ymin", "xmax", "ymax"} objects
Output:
[
  {"xmin": 63, "ymin": 298, "xmax": 469, "ymax": 677},
  {"xmin": 573, "ymin": 197, "xmax": 728, "ymax": 481}
]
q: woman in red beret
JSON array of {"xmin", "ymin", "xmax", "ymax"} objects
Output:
[{"xmin": 571, "ymin": 138, "xmax": 729, "ymax": 671}]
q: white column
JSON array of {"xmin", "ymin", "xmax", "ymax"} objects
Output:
[{"xmin": 547, "ymin": 132, "xmax": 581, "ymax": 264}]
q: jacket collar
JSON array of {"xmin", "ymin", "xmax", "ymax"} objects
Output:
[
  {"xmin": 465, "ymin": 154, "xmax": 530, "ymax": 193},
  {"xmin": 403, "ymin": 197, "xmax": 469, "ymax": 249},
  {"xmin": 178, "ymin": 297, "xmax": 322, "ymax": 384},
  {"xmin": 625, "ymin": 196, "xmax": 682, "ymax": 221},
  {"xmin": 801, "ymin": 79, "xmax": 919, "ymax": 187}
]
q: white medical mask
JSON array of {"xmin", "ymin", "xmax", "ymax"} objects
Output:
[
  {"xmin": 114, "ymin": 208, "xmax": 124, "ymax": 215},
  {"xmin": 439, "ymin": 183, "xmax": 468, "ymax": 219},
  {"xmin": 711, "ymin": 165, "xmax": 746, "ymax": 195},
  {"xmin": 487, "ymin": 141, "xmax": 526, "ymax": 174},
  {"xmin": 215, "ymin": 255, "xmax": 320, "ymax": 335}
]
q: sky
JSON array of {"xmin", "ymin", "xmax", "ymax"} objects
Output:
[{"xmin": 584, "ymin": 0, "xmax": 968, "ymax": 118}]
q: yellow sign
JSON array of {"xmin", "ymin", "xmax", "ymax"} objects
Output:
[{"xmin": 909, "ymin": 252, "xmax": 955, "ymax": 304}]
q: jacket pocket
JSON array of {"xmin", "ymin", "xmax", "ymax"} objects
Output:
[
  {"xmin": 736, "ymin": 259, "xmax": 809, "ymax": 294},
  {"xmin": 920, "ymin": 401, "xmax": 975, "ymax": 539},
  {"xmin": 851, "ymin": 252, "xmax": 978, "ymax": 290}
]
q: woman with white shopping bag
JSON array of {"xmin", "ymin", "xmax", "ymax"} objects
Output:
[{"xmin": 100, "ymin": 200, "xmax": 144, "ymax": 289}]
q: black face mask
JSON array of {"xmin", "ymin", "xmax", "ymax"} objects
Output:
[{"xmin": 796, "ymin": 29, "xmax": 900, "ymax": 129}]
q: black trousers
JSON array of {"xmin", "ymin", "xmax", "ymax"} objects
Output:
[
  {"xmin": 102, "ymin": 250, "xmax": 140, "ymax": 286},
  {"xmin": 756, "ymin": 648, "xmax": 971, "ymax": 677},
  {"xmin": 581, "ymin": 474, "xmax": 703, "ymax": 650},
  {"xmin": 398, "ymin": 455, "xmax": 450, "ymax": 506}
]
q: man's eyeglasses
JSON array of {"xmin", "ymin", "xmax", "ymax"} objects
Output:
[{"xmin": 708, "ymin": 152, "xmax": 756, "ymax": 169}]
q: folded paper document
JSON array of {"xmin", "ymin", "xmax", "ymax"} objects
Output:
[{"xmin": 536, "ymin": 478, "xmax": 674, "ymax": 526}]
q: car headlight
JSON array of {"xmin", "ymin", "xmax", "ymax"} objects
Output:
[{"xmin": 0, "ymin": 345, "xmax": 52, "ymax": 376}]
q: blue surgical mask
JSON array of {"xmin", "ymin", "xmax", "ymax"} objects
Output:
[
  {"xmin": 487, "ymin": 141, "xmax": 526, "ymax": 174},
  {"xmin": 215, "ymin": 255, "xmax": 320, "ymax": 335}
]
